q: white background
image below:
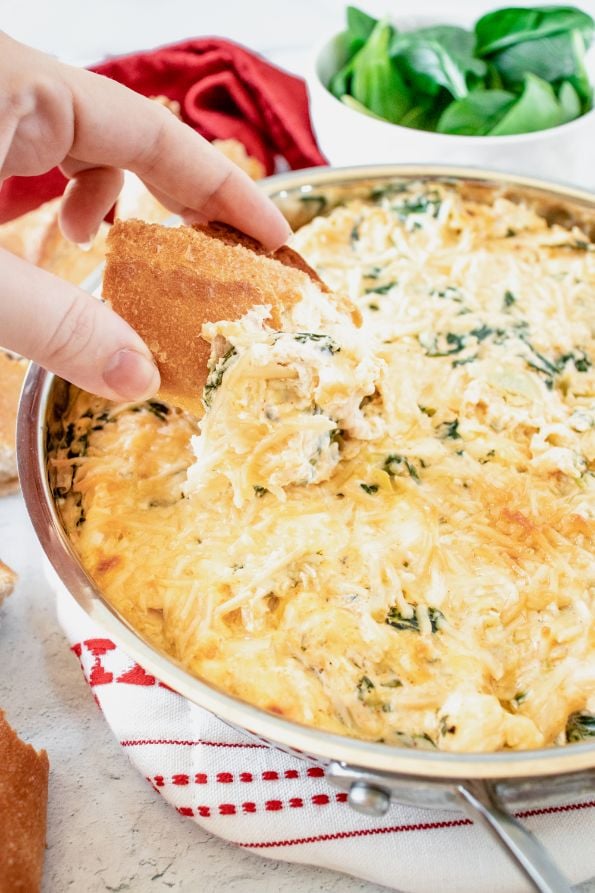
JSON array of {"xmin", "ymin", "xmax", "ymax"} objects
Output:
[{"xmin": 1, "ymin": 2, "xmax": 595, "ymax": 891}]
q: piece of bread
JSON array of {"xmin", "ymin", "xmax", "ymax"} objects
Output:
[
  {"xmin": 0, "ymin": 559, "xmax": 16, "ymax": 606},
  {"xmin": 212, "ymin": 138, "xmax": 266, "ymax": 180},
  {"xmin": 0, "ymin": 197, "xmax": 108, "ymax": 286},
  {"xmin": 115, "ymin": 172, "xmax": 172, "ymax": 226},
  {"xmin": 103, "ymin": 220, "xmax": 334, "ymax": 415},
  {"xmin": 0, "ymin": 137, "xmax": 262, "ymax": 284},
  {"xmin": 37, "ymin": 216, "xmax": 108, "ymax": 285},
  {"xmin": 0, "ymin": 352, "xmax": 28, "ymax": 495},
  {"xmin": 0, "ymin": 201, "xmax": 59, "ymax": 264},
  {"xmin": 0, "ymin": 712, "xmax": 49, "ymax": 893}
]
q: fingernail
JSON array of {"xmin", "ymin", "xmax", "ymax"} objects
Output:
[
  {"xmin": 78, "ymin": 240, "xmax": 93, "ymax": 252},
  {"xmin": 103, "ymin": 349, "xmax": 160, "ymax": 401}
]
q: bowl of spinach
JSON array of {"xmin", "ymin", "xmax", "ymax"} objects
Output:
[{"xmin": 308, "ymin": 2, "xmax": 595, "ymax": 188}]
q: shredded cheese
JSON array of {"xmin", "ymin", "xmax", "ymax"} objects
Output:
[{"xmin": 50, "ymin": 182, "xmax": 595, "ymax": 752}]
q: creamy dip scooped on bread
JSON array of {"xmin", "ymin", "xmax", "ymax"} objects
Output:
[
  {"xmin": 50, "ymin": 182, "xmax": 595, "ymax": 752},
  {"xmin": 185, "ymin": 300, "xmax": 383, "ymax": 506}
]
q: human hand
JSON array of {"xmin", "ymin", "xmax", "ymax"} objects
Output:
[{"xmin": 0, "ymin": 32, "xmax": 291, "ymax": 401}]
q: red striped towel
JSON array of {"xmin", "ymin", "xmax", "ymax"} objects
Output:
[{"xmin": 56, "ymin": 587, "xmax": 595, "ymax": 893}]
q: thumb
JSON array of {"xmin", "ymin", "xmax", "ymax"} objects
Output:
[{"xmin": 0, "ymin": 248, "xmax": 160, "ymax": 402}]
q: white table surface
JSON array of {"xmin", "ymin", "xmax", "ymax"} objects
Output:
[{"xmin": 1, "ymin": 3, "xmax": 595, "ymax": 891}]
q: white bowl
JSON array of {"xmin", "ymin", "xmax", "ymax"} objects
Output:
[{"xmin": 308, "ymin": 6, "xmax": 595, "ymax": 190}]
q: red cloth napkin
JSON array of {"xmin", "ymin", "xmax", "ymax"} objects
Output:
[{"xmin": 0, "ymin": 38, "xmax": 326, "ymax": 223}]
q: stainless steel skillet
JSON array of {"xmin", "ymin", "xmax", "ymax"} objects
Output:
[{"xmin": 18, "ymin": 165, "xmax": 595, "ymax": 893}]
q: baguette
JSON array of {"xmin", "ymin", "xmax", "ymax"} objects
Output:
[
  {"xmin": 0, "ymin": 197, "xmax": 107, "ymax": 285},
  {"xmin": 0, "ymin": 352, "xmax": 28, "ymax": 495},
  {"xmin": 0, "ymin": 559, "xmax": 16, "ymax": 606},
  {"xmin": 103, "ymin": 220, "xmax": 339, "ymax": 415},
  {"xmin": 0, "ymin": 712, "xmax": 49, "ymax": 893}
]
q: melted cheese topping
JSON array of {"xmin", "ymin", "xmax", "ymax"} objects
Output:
[{"xmin": 51, "ymin": 183, "xmax": 595, "ymax": 752}]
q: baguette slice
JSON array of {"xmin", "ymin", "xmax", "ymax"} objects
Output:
[
  {"xmin": 0, "ymin": 712, "xmax": 49, "ymax": 893},
  {"xmin": 0, "ymin": 352, "xmax": 28, "ymax": 495},
  {"xmin": 0, "ymin": 197, "xmax": 107, "ymax": 285},
  {"xmin": 103, "ymin": 220, "xmax": 342, "ymax": 415},
  {"xmin": 0, "ymin": 559, "xmax": 16, "ymax": 606}
]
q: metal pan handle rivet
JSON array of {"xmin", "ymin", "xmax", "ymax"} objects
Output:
[{"xmin": 348, "ymin": 781, "xmax": 391, "ymax": 817}]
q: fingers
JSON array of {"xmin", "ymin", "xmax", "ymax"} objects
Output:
[
  {"xmin": 0, "ymin": 248, "xmax": 160, "ymax": 401},
  {"xmin": 59, "ymin": 163, "xmax": 124, "ymax": 243},
  {"xmin": 62, "ymin": 65, "xmax": 291, "ymax": 250}
]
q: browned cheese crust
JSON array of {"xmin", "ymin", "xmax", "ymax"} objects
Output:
[
  {"xmin": 103, "ymin": 220, "xmax": 333, "ymax": 415},
  {"xmin": 0, "ymin": 712, "xmax": 49, "ymax": 893}
]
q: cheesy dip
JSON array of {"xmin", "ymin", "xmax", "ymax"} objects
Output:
[{"xmin": 50, "ymin": 181, "xmax": 595, "ymax": 752}]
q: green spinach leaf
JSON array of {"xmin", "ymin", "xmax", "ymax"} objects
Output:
[
  {"xmin": 475, "ymin": 6, "xmax": 594, "ymax": 56},
  {"xmin": 490, "ymin": 28, "xmax": 590, "ymax": 86},
  {"xmin": 383, "ymin": 453, "xmax": 420, "ymax": 481},
  {"xmin": 438, "ymin": 89, "xmax": 516, "ymax": 134},
  {"xmin": 566, "ymin": 29, "xmax": 594, "ymax": 106},
  {"xmin": 340, "ymin": 93, "xmax": 385, "ymax": 118},
  {"xmin": 329, "ymin": 54, "xmax": 358, "ymax": 98},
  {"xmin": 421, "ymin": 25, "xmax": 487, "ymax": 79},
  {"xmin": 566, "ymin": 711, "xmax": 595, "ymax": 741},
  {"xmin": 485, "ymin": 60, "xmax": 505, "ymax": 90},
  {"xmin": 489, "ymin": 74, "xmax": 566, "ymax": 135},
  {"xmin": 391, "ymin": 26, "xmax": 484, "ymax": 99},
  {"xmin": 329, "ymin": 4, "xmax": 594, "ymax": 134},
  {"xmin": 558, "ymin": 78, "xmax": 582, "ymax": 121},
  {"xmin": 351, "ymin": 20, "xmax": 412, "ymax": 123},
  {"xmin": 399, "ymin": 95, "xmax": 444, "ymax": 131},
  {"xmin": 386, "ymin": 605, "xmax": 445, "ymax": 633},
  {"xmin": 347, "ymin": 5, "xmax": 377, "ymax": 42},
  {"xmin": 329, "ymin": 6, "xmax": 378, "ymax": 99},
  {"xmin": 203, "ymin": 348, "xmax": 237, "ymax": 408}
]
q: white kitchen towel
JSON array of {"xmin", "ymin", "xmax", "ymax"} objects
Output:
[{"xmin": 57, "ymin": 589, "xmax": 595, "ymax": 893}]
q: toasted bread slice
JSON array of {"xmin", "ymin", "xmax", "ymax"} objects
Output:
[
  {"xmin": 103, "ymin": 220, "xmax": 335, "ymax": 415},
  {"xmin": 0, "ymin": 712, "xmax": 49, "ymax": 893},
  {"xmin": 0, "ymin": 197, "xmax": 107, "ymax": 285},
  {"xmin": 211, "ymin": 139, "xmax": 266, "ymax": 180},
  {"xmin": 0, "ymin": 200, "xmax": 59, "ymax": 264},
  {"xmin": 115, "ymin": 172, "xmax": 172, "ymax": 226},
  {"xmin": 0, "ymin": 352, "xmax": 28, "ymax": 496},
  {"xmin": 0, "ymin": 559, "xmax": 16, "ymax": 606},
  {"xmin": 37, "ymin": 216, "xmax": 108, "ymax": 285},
  {"xmin": 193, "ymin": 221, "xmax": 333, "ymax": 286}
]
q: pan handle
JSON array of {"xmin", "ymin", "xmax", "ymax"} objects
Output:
[{"xmin": 455, "ymin": 780, "xmax": 572, "ymax": 893}]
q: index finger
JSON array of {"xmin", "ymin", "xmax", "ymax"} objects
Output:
[{"xmin": 63, "ymin": 65, "xmax": 291, "ymax": 250}]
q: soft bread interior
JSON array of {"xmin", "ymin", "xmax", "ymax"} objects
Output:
[{"xmin": 103, "ymin": 220, "xmax": 340, "ymax": 415}]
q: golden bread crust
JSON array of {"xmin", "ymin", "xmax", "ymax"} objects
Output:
[
  {"xmin": 0, "ymin": 353, "xmax": 28, "ymax": 493},
  {"xmin": 191, "ymin": 222, "xmax": 331, "ymax": 291},
  {"xmin": 0, "ymin": 559, "xmax": 16, "ymax": 605},
  {"xmin": 211, "ymin": 139, "xmax": 266, "ymax": 180},
  {"xmin": 0, "ymin": 198, "xmax": 107, "ymax": 285},
  {"xmin": 37, "ymin": 218, "xmax": 108, "ymax": 285},
  {"xmin": 0, "ymin": 712, "xmax": 49, "ymax": 893},
  {"xmin": 103, "ymin": 220, "xmax": 331, "ymax": 415}
]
